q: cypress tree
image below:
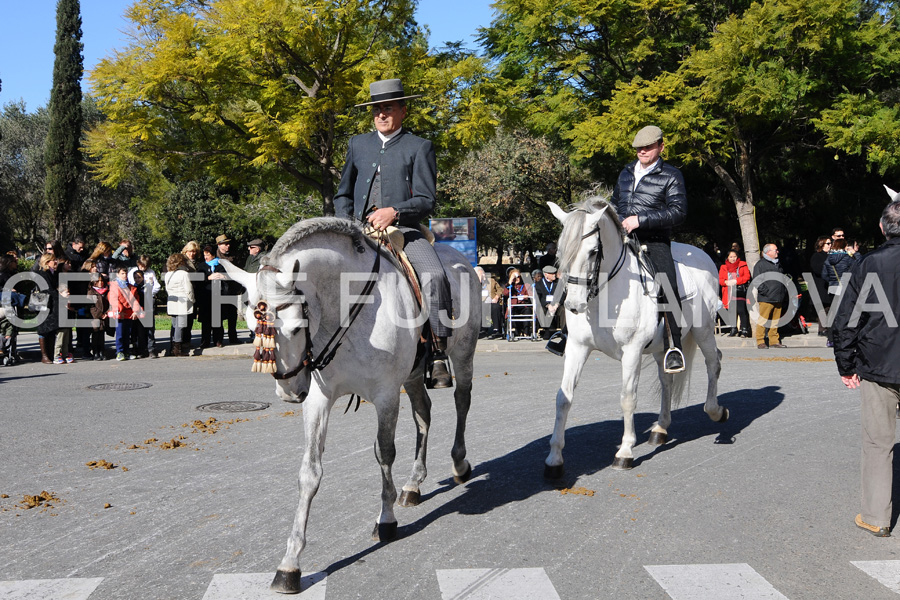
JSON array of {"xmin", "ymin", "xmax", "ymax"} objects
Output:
[{"xmin": 44, "ymin": 0, "xmax": 84, "ymax": 239}]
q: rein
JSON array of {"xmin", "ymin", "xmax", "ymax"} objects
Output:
[
  {"xmin": 565, "ymin": 223, "xmax": 628, "ymax": 301},
  {"xmin": 253, "ymin": 236, "xmax": 382, "ymax": 380}
]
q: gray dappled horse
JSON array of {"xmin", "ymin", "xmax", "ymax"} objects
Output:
[
  {"xmin": 545, "ymin": 196, "xmax": 729, "ymax": 478},
  {"xmin": 222, "ymin": 217, "xmax": 479, "ymax": 594}
]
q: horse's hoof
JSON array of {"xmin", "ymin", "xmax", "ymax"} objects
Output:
[
  {"xmin": 716, "ymin": 407, "xmax": 730, "ymax": 423},
  {"xmin": 611, "ymin": 457, "xmax": 634, "ymax": 470},
  {"xmin": 398, "ymin": 489, "xmax": 421, "ymax": 507},
  {"xmin": 453, "ymin": 463, "xmax": 473, "ymax": 484},
  {"xmin": 270, "ymin": 569, "xmax": 303, "ymax": 594},
  {"xmin": 647, "ymin": 431, "xmax": 667, "ymax": 446},
  {"xmin": 372, "ymin": 521, "xmax": 398, "ymax": 542},
  {"xmin": 544, "ymin": 463, "xmax": 564, "ymax": 480}
]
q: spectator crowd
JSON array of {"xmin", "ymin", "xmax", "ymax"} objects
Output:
[{"xmin": 0, "ymin": 235, "xmax": 268, "ymax": 366}]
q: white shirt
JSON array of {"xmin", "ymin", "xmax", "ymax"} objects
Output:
[
  {"xmin": 377, "ymin": 127, "xmax": 402, "ymax": 148},
  {"xmin": 633, "ymin": 158, "xmax": 660, "ymax": 190}
]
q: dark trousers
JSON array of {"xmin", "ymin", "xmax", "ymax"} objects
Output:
[
  {"xmin": 644, "ymin": 240, "xmax": 682, "ymax": 349},
  {"xmin": 402, "ymin": 227, "xmax": 452, "ymax": 338}
]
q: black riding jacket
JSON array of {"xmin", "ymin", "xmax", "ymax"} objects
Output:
[
  {"xmin": 833, "ymin": 237, "xmax": 900, "ymax": 385},
  {"xmin": 611, "ymin": 160, "xmax": 687, "ymax": 242}
]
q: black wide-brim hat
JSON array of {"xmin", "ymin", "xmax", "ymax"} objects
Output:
[{"xmin": 355, "ymin": 79, "xmax": 423, "ymax": 108}]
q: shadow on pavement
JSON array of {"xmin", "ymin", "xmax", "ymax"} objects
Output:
[{"xmin": 397, "ymin": 385, "xmax": 785, "ymax": 536}]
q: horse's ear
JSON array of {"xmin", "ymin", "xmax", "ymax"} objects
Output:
[
  {"xmin": 586, "ymin": 204, "xmax": 608, "ymax": 228},
  {"xmin": 276, "ymin": 260, "xmax": 303, "ymax": 290},
  {"xmin": 885, "ymin": 185, "xmax": 900, "ymax": 202},
  {"xmin": 219, "ymin": 259, "xmax": 256, "ymax": 293},
  {"xmin": 548, "ymin": 202, "xmax": 569, "ymax": 224}
]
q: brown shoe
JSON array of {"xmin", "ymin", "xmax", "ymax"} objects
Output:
[
  {"xmin": 757, "ymin": 343, "xmax": 768, "ymax": 349},
  {"xmin": 856, "ymin": 513, "xmax": 891, "ymax": 537},
  {"xmin": 770, "ymin": 343, "xmax": 787, "ymax": 348}
]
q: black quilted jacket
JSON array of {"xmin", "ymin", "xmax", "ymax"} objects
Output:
[
  {"xmin": 611, "ymin": 160, "xmax": 687, "ymax": 241},
  {"xmin": 833, "ymin": 237, "xmax": 900, "ymax": 384}
]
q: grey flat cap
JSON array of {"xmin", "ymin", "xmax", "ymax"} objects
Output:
[
  {"xmin": 542, "ymin": 265, "xmax": 557, "ymax": 274},
  {"xmin": 632, "ymin": 125, "xmax": 663, "ymax": 148},
  {"xmin": 247, "ymin": 238, "xmax": 264, "ymax": 247},
  {"xmin": 355, "ymin": 79, "xmax": 423, "ymax": 108}
]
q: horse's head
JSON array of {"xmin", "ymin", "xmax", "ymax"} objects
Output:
[
  {"xmin": 549, "ymin": 195, "xmax": 621, "ymax": 314},
  {"xmin": 220, "ymin": 258, "xmax": 312, "ymax": 402}
]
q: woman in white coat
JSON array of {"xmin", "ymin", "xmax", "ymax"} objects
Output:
[{"xmin": 164, "ymin": 253, "xmax": 195, "ymax": 357}]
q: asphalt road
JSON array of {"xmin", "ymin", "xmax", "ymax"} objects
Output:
[{"xmin": 2, "ymin": 332, "xmax": 898, "ymax": 600}]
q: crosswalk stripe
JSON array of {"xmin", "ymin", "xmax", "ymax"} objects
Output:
[
  {"xmin": 644, "ymin": 563, "xmax": 789, "ymax": 600},
  {"xmin": 200, "ymin": 572, "xmax": 326, "ymax": 599},
  {"xmin": 0, "ymin": 578, "xmax": 104, "ymax": 600},
  {"xmin": 436, "ymin": 568, "xmax": 561, "ymax": 600},
  {"xmin": 851, "ymin": 560, "xmax": 900, "ymax": 593}
]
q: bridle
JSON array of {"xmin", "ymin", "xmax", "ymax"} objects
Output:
[
  {"xmin": 564, "ymin": 220, "xmax": 627, "ymax": 301},
  {"xmin": 259, "ymin": 235, "xmax": 382, "ymax": 381}
]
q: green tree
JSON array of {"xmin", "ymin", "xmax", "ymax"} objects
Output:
[
  {"xmin": 442, "ymin": 130, "xmax": 586, "ymax": 262},
  {"xmin": 0, "ymin": 102, "xmax": 50, "ymax": 252},
  {"xmin": 480, "ymin": 0, "xmax": 752, "ymax": 142},
  {"xmin": 88, "ymin": 0, "xmax": 486, "ymax": 217},
  {"xmin": 44, "ymin": 0, "xmax": 84, "ymax": 239},
  {"xmin": 565, "ymin": 0, "xmax": 900, "ymax": 268}
]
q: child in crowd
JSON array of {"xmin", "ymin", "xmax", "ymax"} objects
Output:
[
  {"xmin": 108, "ymin": 266, "xmax": 144, "ymax": 361},
  {"xmin": 129, "ymin": 255, "xmax": 160, "ymax": 358},
  {"xmin": 87, "ymin": 273, "xmax": 110, "ymax": 360}
]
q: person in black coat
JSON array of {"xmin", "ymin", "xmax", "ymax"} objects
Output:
[
  {"xmin": 334, "ymin": 78, "xmax": 452, "ymax": 389},
  {"xmin": 611, "ymin": 125, "xmax": 688, "ymax": 373},
  {"xmin": 752, "ymin": 243, "xmax": 789, "ymax": 349},
  {"xmin": 809, "ymin": 235, "xmax": 833, "ymax": 335},
  {"xmin": 833, "ymin": 198, "xmax": 900, "ymax": 537}
]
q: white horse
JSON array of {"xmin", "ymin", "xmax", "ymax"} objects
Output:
[
  {"xmin": 221, "ymin": 217, "xmax": 480, "ymax": 594},
  {"xmin": 544, "ymin": 195, "xmax": 729, "ymax": 477}
]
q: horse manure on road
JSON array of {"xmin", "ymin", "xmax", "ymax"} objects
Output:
[
  {"xmin": 15, "ymin": 491, "xmax": 63, "ymax": 511},
  {"xmin": 558, "ymin": 487, "xmax": 595, "ymax": 497},
  {"xmin": 86, "ymin": 460, "xmax": 118, "ymax": 470}
]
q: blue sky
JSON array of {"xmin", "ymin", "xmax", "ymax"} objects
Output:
[{"xmin": 0, "ymin": 0, "xmax": 497, "ymax": 113}]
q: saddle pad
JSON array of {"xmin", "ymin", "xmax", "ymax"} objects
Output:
[
  {"xmin": 643, "ymin": 260, "xmax": 697, "ymax": 302},
  {"xmin": 674, "ymin": 260, "xmax": 698, "ymax": 302}
]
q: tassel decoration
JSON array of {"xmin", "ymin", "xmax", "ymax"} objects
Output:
[{"xmin": 252, "ymin": 301, "xmax": 277, "ymax": 373}]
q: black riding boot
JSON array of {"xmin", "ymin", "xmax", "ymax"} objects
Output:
[
  {"xmin": 662, "ymin": 313, "xmax": 685, "ymax": 374},
  {"xmin": 428, "ymin": 337, "xmax": 453, "ymax": 389}
]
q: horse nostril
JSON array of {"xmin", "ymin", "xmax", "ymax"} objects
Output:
[{"xmin": 298, "ymin": 391, "xmax": 308, "ymax": 402}]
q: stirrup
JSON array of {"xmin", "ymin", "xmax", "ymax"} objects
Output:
[
  {"xmin": 427, "ymin": 355, "xmax": 453, "ymax": 389},
  {"xmin": 663, "ymin": 347, "xmax": 685, "ymax": 374},
  {"xmin": 545, "ymin": 331, "xmax": 567, "ymax": 357}
]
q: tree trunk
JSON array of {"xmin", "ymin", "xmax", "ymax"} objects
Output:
[{"xmin": 702, "ymin": 151, "xmax": 761, "ymax": 272}]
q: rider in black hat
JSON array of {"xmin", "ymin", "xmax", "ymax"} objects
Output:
[{"xmin": 334, "ymin": 79, "xmax": 453, "ymax": 388}]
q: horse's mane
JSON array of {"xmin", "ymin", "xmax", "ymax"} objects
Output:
[
  {"xmin": 259, "ymin": 216, "xmax": 403, "ymax": 300},
  {"xmin": 557, "ymin": 193, "xmax": 623, "ymax": 276},
  {"xmin": 266, "ymin": 217, "xmax": 364, "ymax": 261}
]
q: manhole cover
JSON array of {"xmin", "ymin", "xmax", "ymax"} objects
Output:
[
  {"xmin": 87, "ymin": 382, "xmax": 153, "ymax": 391},
  {"xmin": 196, "ymin": 401, "xmax": 271, "ymax": 413}
]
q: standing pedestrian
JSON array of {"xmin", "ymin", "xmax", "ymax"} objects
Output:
[
  {"xmin": 832, "ymin": 198, "xmax": 900, "ymax": 537},
  {"xmin": 244, "ymin": 239, "xmax": 267, "ymax": 273},
  {"xmin": 751, "ymin": 243, "xmax": 789, "ymax": 349}
]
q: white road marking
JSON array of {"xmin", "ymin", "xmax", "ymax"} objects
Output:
[
  {"xmin": 0, "ymin": 578, "xmax": 103, "ymax": 600},
  {"xmin": 852, "ymin": 560, "xmax": 900, "ymax": 593},
  {"xmin": 200, "ymin": 572, "xmax": 326, "ymax": 600},
  {"xmin": 436, "ymin": 567, "xmax": 561, "ymax": 600},
  {"xmin": 644, "ymin": 563, "xmax": 790, "ymax": 600}
]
